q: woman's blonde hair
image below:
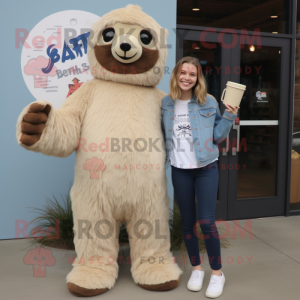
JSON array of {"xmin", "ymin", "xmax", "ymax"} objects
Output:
[{"xmin": 169, "ymin": 56, "xmax": 207, "ymax": 106}]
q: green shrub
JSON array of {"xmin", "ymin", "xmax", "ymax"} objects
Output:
[{"xmin": 27, "ymin": 188, "xmax": 74, "ymax": 250}]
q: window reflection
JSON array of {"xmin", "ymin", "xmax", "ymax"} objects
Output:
[{"xmin": 291, "ymin": 39, "xmax": 300, "ymax": 210}]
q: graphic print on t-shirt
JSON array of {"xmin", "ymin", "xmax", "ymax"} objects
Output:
[{"xmin": 174, "ymin": 114, "xmax": 192, "ymax": 139}]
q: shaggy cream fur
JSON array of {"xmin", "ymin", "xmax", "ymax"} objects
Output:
[{"xmin": 16, "ymin": 4, "xmax": 182, "ymax": 294}]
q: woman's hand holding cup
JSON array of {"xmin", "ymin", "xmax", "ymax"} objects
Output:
[{"xmin": 224, "ymin": 103, "xmax": 239, "ymax": 115}]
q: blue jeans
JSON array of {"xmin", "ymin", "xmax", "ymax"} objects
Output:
[{"xmin": 171, "ymin": 160, "xmax": 222, "ymax": 270}]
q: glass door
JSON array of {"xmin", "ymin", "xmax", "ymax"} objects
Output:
[
  {"xmin": 176, "ymin": 28, "xmax": 290, "ymax": 220},
  {"xmin": 228, "ymin": 34, "xmax": 290, "ymax": 219}
]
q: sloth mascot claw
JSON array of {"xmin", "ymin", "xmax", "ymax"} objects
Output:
[{"xmin": 16, "ymin": 4, "xmax": 183, "ymax": 297}]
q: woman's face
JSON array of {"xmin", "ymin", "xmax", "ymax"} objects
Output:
[{"xmin": 177, "ymin": 63, "xmax": 198, "ymax": 91}]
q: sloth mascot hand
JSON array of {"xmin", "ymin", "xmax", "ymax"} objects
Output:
[{"xmin": 16, "ymin": 4, "xmax": 183, "ymax": 296}]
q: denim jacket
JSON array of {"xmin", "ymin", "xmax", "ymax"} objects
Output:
[{"xmin": 161, "ymin": 93, "xmax": 238, "ymax": 167}]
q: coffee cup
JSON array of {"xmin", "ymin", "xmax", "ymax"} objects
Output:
[{"xmin": 221, "ymin": 81, "xmax": 246, "ymax": 107}]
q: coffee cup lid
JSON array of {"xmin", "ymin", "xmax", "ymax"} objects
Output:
[{"xmin": 226, "ymin": 81, "xmax": 246, "ymax": 90}]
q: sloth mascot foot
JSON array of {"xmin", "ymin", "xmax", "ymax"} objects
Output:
[
  {"xmin": 66, "ymin": 265, "xmax": 117, "ymax": 297},
  {"xmin": 67, "ymin": 283, "xmax": 108, "ymax": 297},
  {"xmin": 133, "ymin": 259, "xmax": 182, "ymax": 292},
  {"xmin": 137, "ymin": 278, "xmax": 180, "ymax": 291}
]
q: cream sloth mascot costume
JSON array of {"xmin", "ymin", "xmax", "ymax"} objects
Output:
[{"xmin": 16, "ymin": 4, "xmax": 183, "ymax": 297}]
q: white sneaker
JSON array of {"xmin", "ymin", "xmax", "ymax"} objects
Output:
[
  {"xmin": 205, "ymin": 271, "xmax": 225, "ymax": 298},
  {"xmin": 187, "ymin": 269, "xmax": 205, "ymax": 291}
]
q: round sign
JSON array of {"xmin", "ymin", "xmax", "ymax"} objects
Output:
[{"xmin": 21, "ymin": 10, "xmax": 100, "ymax": 109}]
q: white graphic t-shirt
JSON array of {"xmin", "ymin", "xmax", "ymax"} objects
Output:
[{"xmin": 169, "ymin": 98, "xmax": 218, "ymax": 169}]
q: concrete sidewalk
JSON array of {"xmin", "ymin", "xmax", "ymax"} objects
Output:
[{"xmin": 1, "ymin": 216, "xmax": 300, "ymax": 300}]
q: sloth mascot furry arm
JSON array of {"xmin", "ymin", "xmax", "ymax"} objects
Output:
[{"xmin": 16, "ymin": 4, "xmax": 183, "ymax": 297}]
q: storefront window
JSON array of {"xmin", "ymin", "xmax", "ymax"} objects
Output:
[
  {"xmin": 297, "ymin": 0, "xmax": 300, "ymax": 35},
  {"xmin": 177, "ymin": 0, "xmax": 291, "ymax": 35},
  {"xmin": 291, "ymin": 39, "xmax": 300, "ymax": 211}
]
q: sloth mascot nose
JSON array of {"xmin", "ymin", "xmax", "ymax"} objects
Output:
[
  {"xmin": 120, "ymin": 43, "xmax": 131, "ymax": 52},
  {"xmin": 112, "ymin": 34, "xmax": 142, "ymax": 63}
]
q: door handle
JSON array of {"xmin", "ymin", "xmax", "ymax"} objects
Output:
[{"xmin": 232, "ymin": 117, "xmax": 240, "ymax": 156}]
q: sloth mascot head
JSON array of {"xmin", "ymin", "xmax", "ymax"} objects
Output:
[{"xmin": 87, "ymin": 4, "xmax": 169, "ymax": 87}]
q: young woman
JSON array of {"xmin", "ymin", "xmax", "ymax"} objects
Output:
[{"xmin": 161, "ymin": 56, "xmax": 239, "ymax": 298}]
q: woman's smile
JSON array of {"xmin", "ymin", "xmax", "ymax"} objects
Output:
[{"xmin": 181, "ymin": 81, "xmax": 192, "ymax": 86}]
